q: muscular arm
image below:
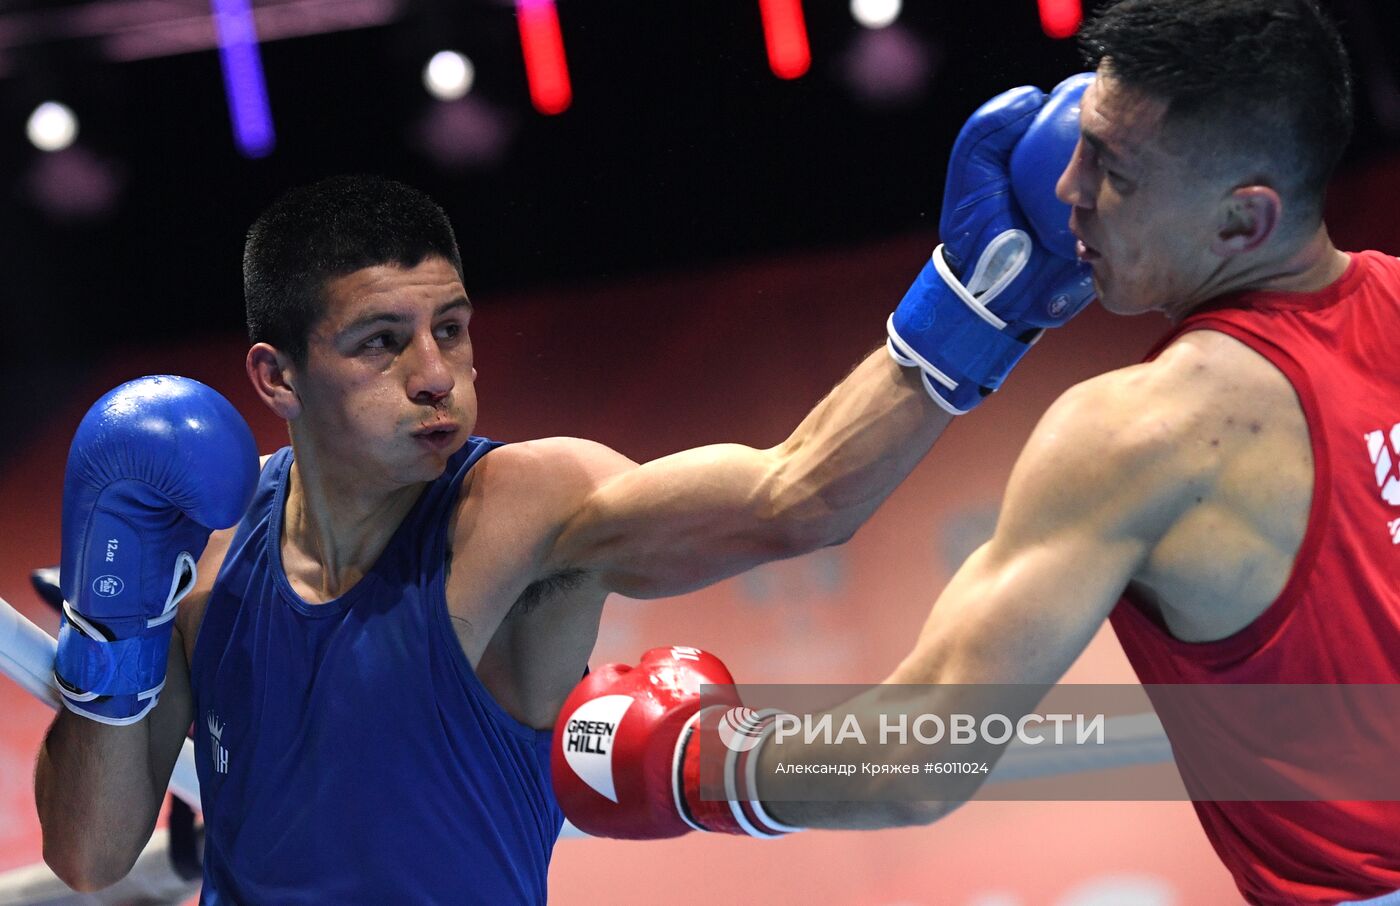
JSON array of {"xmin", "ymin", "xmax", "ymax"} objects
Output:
[
  {"xmin": 757, "ymin": 368, "xmax": 1211, "ymax": 828},
  {"xmin": 548, "ymin": 349, "xmax": 951, "ymax": 597}
]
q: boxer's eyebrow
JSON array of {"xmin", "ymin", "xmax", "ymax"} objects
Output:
[
  {"xmin": 339, "ymin": 296, "xmax": 471, "ymax": 337},
  {"xmin": 1081, "ymin": 130, "xmax": 1123, "ymax": 165},
  {"xmin": 437, "ymin": 296, "xmax": 472, "ymax": 319},
  {"xmin": 1075, "ymin": 130, "xmax": 1131, "ymax": 174}
]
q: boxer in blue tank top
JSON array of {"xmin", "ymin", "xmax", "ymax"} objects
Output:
[
  {"xmin": 192, "ymin": 439, "xmax": 562, "ymax": 902},
  {"xmin": 36, "ymin": 175, "xmax": 959, "ymax": 900}
]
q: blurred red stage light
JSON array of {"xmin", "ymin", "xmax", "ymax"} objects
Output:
[
  {"xmin": 1038, "ymin": 0, "xmax": 1082, "ymax": 39},
  {"xmin": 759, "ymin": 0, "xmax": 810, "ymax": 80},
  {"xmin": 517, "ymin": 0, "xmax": 572, "ymax": 115}
]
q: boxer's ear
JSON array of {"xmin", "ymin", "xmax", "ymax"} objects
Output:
[
  {"xmin": 1212, "ymin": 185, "xmax": 1280, "ymax": 257},
  {"xmin": 246, "ymin": 343, "xmax": 301, "ymax": 420}
]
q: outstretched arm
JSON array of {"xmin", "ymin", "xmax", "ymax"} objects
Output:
[
  {"xmin": 542, "ymin": 77, "xmax": 1093, "ymax": 600},
  {"xmin": 546, "ymin": 348, "xmax": 950, "ymax": 598}
]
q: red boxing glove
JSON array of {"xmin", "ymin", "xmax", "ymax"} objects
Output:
[{"xmin": 551, "ymin": 646, "xmax": 801, "ymax": 839}]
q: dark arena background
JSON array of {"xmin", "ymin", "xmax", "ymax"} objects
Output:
[{"xmin": 2, "ymin": 1, "xmax": 1399, "ymax": 903}]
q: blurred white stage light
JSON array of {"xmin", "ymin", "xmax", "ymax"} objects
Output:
[
  {"xmin": 27, "ymin": 102, "xmax": 78, "ymax": 152},
  {"xmin": 851, "ymin": 0, "xmax": 901, "ymax": 29},
  {"xmin": 424, "ymin": 51, "xmax": 475, "ymax": 101}
]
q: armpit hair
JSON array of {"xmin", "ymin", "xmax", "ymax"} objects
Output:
[{"xmin": 511, "ymin": 568, "xmax": 588, "ymax": 617}]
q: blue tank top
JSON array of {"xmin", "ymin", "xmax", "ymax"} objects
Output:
[{"xmin": 190, "ymin": 438, "xmax": 564, "ymax": 904}]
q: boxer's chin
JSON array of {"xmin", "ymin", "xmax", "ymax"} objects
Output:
[{"xmin": 1091, "ymin": 270, "xmax": 1146, "ymax": 317}]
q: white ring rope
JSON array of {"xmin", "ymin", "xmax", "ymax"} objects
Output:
[{"xmin": 987, "ymin": 710, "xmax": 1171, "ymax": 784}]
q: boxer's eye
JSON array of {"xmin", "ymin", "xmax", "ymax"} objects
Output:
[{"xmin": 361, "ymin": 332, "xmax": 400, "ymax": 352}]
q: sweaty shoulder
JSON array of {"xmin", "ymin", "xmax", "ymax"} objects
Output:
[
  {"xmin": 475, "ymin": 436, "xmax": 633, "ymax": 489},
  {"xmin": 1072, "ymin": 328, "xmax": 1314, "ymax": 639},
  {"xmin": 454, "ymin": 437, "xmax": 638, "ymax": 568},
  {"xmin": 1143, "ymin": 328, "xmax": 1313, "ymax": 534},
  {"xmin": 1004, "ymin": 347, "xmax": 1225, "ymax": 550},
  {"xmin": 1039, "ymin": 327, "xmax": 1298, "ymax": 470}
]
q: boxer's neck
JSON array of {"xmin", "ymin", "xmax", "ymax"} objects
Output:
[
  {"xmin": 279, "ymin": 458, "xmax": 423, "ymax": 603},
  {"xmin": 1168, "ymin": 226, "xmax": 1350, "ymax": 322}
]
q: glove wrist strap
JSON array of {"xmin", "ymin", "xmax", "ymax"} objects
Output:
[
  {"xmin": 55, "ymin": 602, "xmax": 174, "ymax": 696},
  {"xmin": 887, "ymin": 247, "xmax": 1037, "ymax": 413},
  {"xmin": 54, "ymin": 601, "xmax": 175, "ymax": 726},
  {"xmin": 676, "ymin": 706, "xmax": 803, "ymax": 838}
]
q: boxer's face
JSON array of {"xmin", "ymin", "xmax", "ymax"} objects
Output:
[
  {"xmin": 294, "ymin": 255, "xmax": 477, "ymax": 485},
  {"xmin": 1057, "ymin": 71, "xmax": 1236, "ymax": 319}
]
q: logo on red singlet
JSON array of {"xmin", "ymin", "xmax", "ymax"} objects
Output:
[{"xmin": 1364, "ymin": 423, "xmax": 1400, "ymax": 543}]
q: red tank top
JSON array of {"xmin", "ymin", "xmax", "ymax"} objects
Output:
[{"xmin": 1109, "ymin": 251, "xmax": 1400, "ymax": 905}]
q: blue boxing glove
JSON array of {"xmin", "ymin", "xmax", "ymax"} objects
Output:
[
  {"xmin": 1012, "ymin": 73, "xmax": 1096, "ymax": 259},
  {"xmin": 888, "ymin": 74, "xmax": 1096, "ymax": 414},
  {"xmin": 54, "ymin": 376, "xmax": 258, "ymax": 725}
]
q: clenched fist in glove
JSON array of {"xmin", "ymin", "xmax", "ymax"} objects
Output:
[
  {"xmin": 551, "ymin": 646, "xmax": 799, "ymax": 839},
  {"xmin": 889, "ymin": 73, "xmax": 1097, "ymax": 414}
]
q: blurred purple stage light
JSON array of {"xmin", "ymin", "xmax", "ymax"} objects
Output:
[
  {"xmin": 415, "ymin": 97, "xmax": 516, "ymax": 170},
  {"xmin": 27, "ymin": 147, "xmax": 125, "ymax": 223},
  {"xmin": 80, "ymin": 1, "xmax": 405, "ymax": 62},
  {"xmin": 840, "ymin": 25, "xmax": 936, "ymax": 107},
  {"xmin": 211, "ymin": 0, "xmax": 275, "ymax": 158}
]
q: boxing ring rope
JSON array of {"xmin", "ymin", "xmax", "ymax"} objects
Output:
[{"xmin": 0, "ymin": 590, "xmax": 1174, "ymax": 904}]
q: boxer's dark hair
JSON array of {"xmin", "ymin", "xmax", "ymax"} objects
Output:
[
  {"xmin": 1080, "ymin": 0, "xmax": 1352, "ymax": 225},
  {"xmin": 244, "ymin": 175, "xmax": 464, "ymax": 365}
]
